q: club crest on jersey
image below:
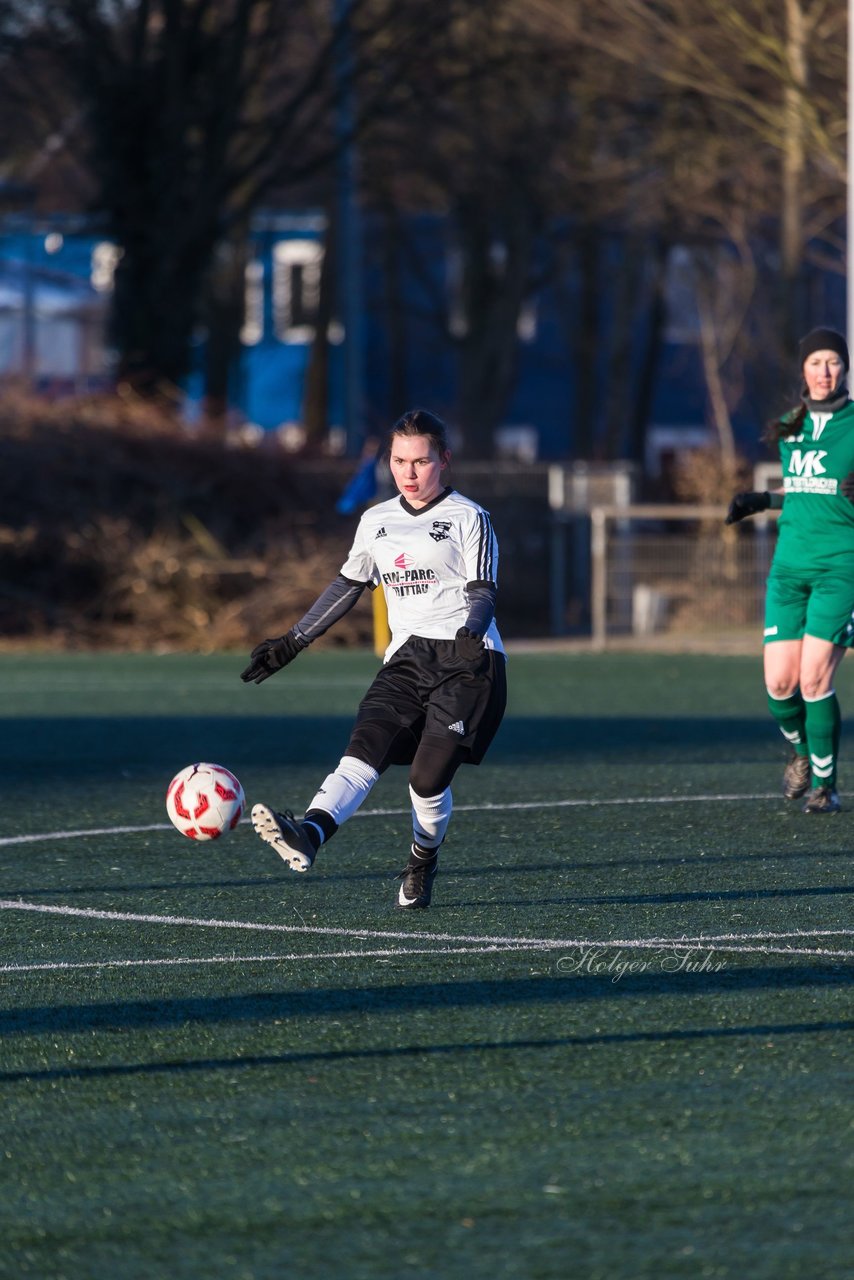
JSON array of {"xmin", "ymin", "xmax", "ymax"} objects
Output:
[{"xmin": 429, "ymin": 520, "xmax": 452, "ymax": 542}]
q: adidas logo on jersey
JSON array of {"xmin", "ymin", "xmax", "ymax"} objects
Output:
[
  {"xmin": 375, "ymin": 527, "xmax": 387, "ymax": 539},
  {"xmin": 448, "ymin": 720, "xmax": 465, "ymax": 735}
]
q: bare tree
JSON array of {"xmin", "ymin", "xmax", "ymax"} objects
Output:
[
  {"xmin": 0, "ymin": 0, "xmax": 467, "ymax": 406},
  {"xmin": 532, "ymin": 0, "xmax": 845, "ymax": 335},
  {"xmin": 361, "ymin": 3, "xmax": 601, "ymax": 455}
]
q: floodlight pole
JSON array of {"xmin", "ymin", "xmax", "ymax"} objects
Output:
[{"xmin": 335, "ymin": 0, "xmax": 365, "ymax": 457}]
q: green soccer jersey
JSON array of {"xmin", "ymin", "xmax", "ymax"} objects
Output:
[{"xmin": 775, "ymin": 398, "xmax": 854, "ymax": 572}]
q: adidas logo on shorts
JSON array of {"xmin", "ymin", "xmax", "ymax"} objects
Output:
[{"xmin": 448, "ymin": 720, "xmax": 465, "ymax": 735}]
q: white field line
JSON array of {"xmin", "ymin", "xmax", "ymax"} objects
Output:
[
  {"xmin": 0, "ymin": 792, "xmax": 786, "ymax": 848},
  {"xmin": 1, "ymin": 941, "xmax": 853, "ymax": 975},
  {"xmin": 0, "ymin": 945, "xmax": 529, "ymax": 973},
  {"xmin": 1, "ymin": 898, "xmax": 852, "ymax": 959},
  {"xmin": 0, "ymin": 823, "xmax": 173, "ymax": 847}
]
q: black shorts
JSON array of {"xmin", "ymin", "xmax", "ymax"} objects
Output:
[{"xmin": 345, "ymin": 636, "xmax": 507, "ymax": 772}]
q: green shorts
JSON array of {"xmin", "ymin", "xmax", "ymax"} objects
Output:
[{"xmin": 764, "ymin": 565, "xmax": 854, "ymax": 646}]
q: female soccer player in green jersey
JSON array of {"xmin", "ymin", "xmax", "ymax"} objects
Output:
[{"xmin": 727, "ymin": 327, "xmax": 854, "ymax": 813}]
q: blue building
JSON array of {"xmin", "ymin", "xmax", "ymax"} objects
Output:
[
  {"xmin": 1, "ymin": 211, "xmax": 843, "ymax": 464},
  {"xmin": 0, "ymin": 220, "xmax": 116, "ymax": 391}
]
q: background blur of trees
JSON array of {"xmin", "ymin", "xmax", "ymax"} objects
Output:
[{"xmin": 0, "ymin": 0, "xmax": 848, "ymax": 459}]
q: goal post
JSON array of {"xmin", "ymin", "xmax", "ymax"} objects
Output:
[{"xmin": 588, "ymin": 503, "xmax": 777, "ymax": 649}]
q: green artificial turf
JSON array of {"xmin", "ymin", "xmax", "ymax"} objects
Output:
[{"xmin": 0, "ymin": 651, "xmax": 851, "ymax": 1279}]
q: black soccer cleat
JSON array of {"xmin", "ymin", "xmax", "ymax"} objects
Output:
[
  {"xmin": 782, "ymin": 752, "xmax": 811, "ymax": 800},
  {"xmin": 802, "ymin": 786, "xmax": 841, "ymax": 815},
  {"xmin": 251, "ymin": 804, "xmax": 316, "ymax": 870},
  {"xmin": 396, "ymin": 845, "xmax": 439, "ymax": 909}
]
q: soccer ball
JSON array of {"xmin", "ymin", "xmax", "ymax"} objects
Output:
[{"xmin": 166, "ymin": 762, "xmax": 245, "ymax": 840}]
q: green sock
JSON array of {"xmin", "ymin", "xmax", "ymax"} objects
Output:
[
  {"xmin": 803, "ymin": 691, "xmax": 841, "ymax": 789},
  {"xmin": 766, "ymin": 690, "xmax": 807, "ymax": 755}
]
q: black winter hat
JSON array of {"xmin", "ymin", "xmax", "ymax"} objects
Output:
[{"xmin": 798, "ymin": 327, "xmax": 849, "ymax": 370}]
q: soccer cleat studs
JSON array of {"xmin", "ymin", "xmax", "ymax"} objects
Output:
[{"xmin": 251, "ymin": 804, "xmax": 316, "ymax": 870}]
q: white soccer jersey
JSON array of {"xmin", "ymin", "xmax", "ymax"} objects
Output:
[{"xmin": 340, "ymin": 488, "xmax": 504, "ymax": 661}]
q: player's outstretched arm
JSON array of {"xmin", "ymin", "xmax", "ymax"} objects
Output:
[
  {"xmin": 725, "ymin": 491, "xmax": 784, "ymax": 524},
  {"xmin": 240, "ymin": 630, "xmax": 307, "ymax": 684},
  {"xmin": 240, "ymin": 574, "xmax": 368, "ymax": 684}
]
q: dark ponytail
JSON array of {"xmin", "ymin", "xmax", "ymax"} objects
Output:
[{"xmin": 764, "ymin": 403, "xmax": 806, "ymax": 448}]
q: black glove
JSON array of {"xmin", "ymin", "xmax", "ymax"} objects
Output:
[
  {"xmin": 725, "ymin": 491, "xmax": 771, "ymax": 525},
  {"xmin": 841, "ymin": 472, "xmax": 854, "ymax": 503},
  {"xmin": 240, "ymin": 629, "xmax": 306, "ymax": 684},
  {"xmin": 455, "ymin": 626, "xmax": 485, "ymax": 662}
]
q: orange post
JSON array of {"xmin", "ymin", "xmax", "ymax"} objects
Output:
[{"xmin": 372, "ymin": 587, "xmax": 391, "ymax": 657}]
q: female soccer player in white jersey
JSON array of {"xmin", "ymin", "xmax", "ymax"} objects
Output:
[{"xmin": 240, "ymin": 408, "xmax": 507, "ymax": 908}]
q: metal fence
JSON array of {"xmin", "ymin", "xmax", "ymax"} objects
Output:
[{"xmin": 589, "ymin": 504, "xmax": 777, "ymax": 648}]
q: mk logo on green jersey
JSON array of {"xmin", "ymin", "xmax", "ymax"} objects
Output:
[{"xmin": 789, "ymin": 449, "xmax": 828, "ymax": 478}]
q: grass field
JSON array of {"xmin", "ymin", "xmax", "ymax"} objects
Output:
[{"xmin": 1, "ymin": 650, "xmax": 852, "ymax": 1280}]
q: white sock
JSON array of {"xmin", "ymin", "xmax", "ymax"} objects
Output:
[
  {"xmin": 409, "ymin": 785, "xmax": 453, "ymax": 851},
  {"xmin": 306, "ymin": 755, "xmax": 379, "ymax": 830}
]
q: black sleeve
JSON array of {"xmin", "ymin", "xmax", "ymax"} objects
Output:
[
  {"xmin": 293, "ymin": 574, "xmax": 368, "ymax": 643},
  {"xmin": 463, "ymin": 580, "xmax": 497, "ymax": 636}
]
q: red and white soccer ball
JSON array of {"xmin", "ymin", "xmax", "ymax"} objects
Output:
[{"xmin": 166, "ymin": 762, "xmax": 245, "ymax": 840}]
